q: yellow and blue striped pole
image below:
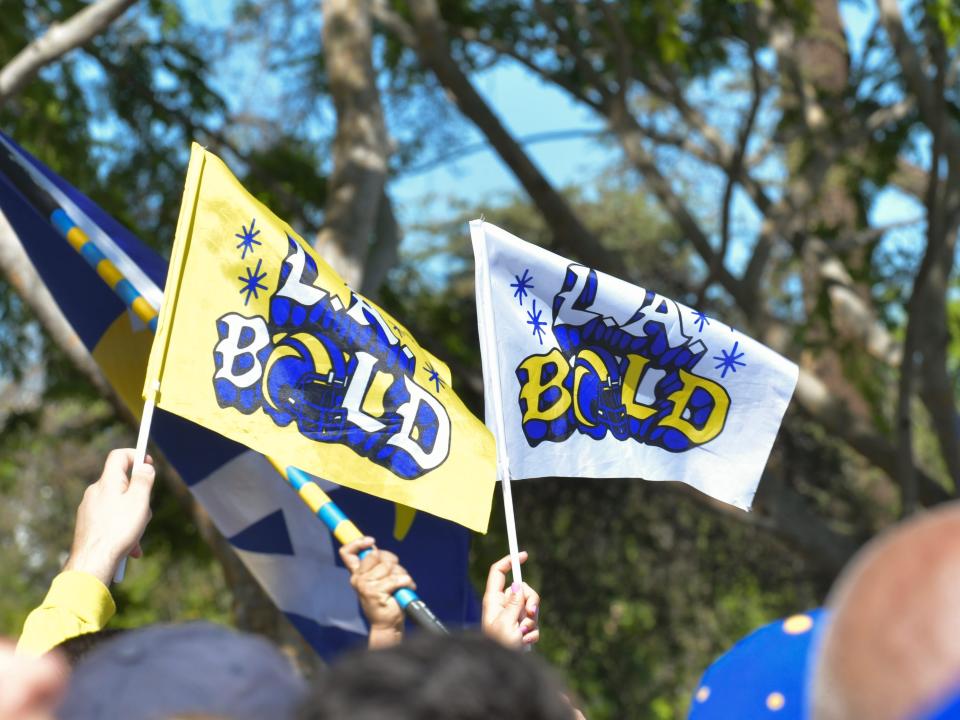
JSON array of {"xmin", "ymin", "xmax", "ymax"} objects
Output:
[
  {"xmin": 50, "ymin": 208, "xmax": 159, "ymax": 331},
  {"xmin": 274, "ymin": 461, "xmax": 448, "ymax": 635},
  {"xmin": 0, "ymin": 144, "xmax": 158, "ymax": 332}
]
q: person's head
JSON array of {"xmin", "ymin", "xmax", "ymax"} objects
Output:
[
  {"xmin": 60, "ymin": 621, "xmax": 307, "ymax": 720},
  {"xmin": 0, "ymin": 637, "xmax": 68, "ymax": 720},
  {"xmin": 812, "ymin": 502, "xmax": 960, "ymax": 719},
  {"xmin": 53, "ymin": 628, "xmax": 126, "ymax": 666},
  {"xmin": 300, "ymin": 631, "xmax": 577, "ymax": 720}
]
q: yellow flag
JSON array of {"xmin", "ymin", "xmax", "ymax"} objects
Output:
[{"xmin": 145, "ymin": 144, "xmax": 496, "ymax": 532}]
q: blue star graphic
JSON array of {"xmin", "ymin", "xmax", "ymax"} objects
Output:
[
  {"xmin": 713, "ymin": 340, "xmax": 746, "ymax": 378},
  {"xmin": 238, "ymin": 259, "xmax": 268, "ymax": 305},
  {"xmin": 510, "ymin": 269, "xmax": 534, "ymax": 305},
  {"xmin": 235, "ymin": 219, "xmax": 262, "ymax": 259},
  {"xmin": 526, "ymin": 299, "xmax": 547, "ymax": 345},
  {"xmin": 423, "ymin": 362, "xmax": 446, "ymax": 393},
  {"xmin": 691, "ymin": 309, "xmax": 710, "ymax": 332}
]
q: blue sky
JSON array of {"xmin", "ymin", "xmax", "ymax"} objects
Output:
[{"xmin": 390, "ymin": 63, "xmax": 613, "ymax": 220}]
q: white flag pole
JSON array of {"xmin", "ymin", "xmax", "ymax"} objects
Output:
[
  {"xmin": 498, "ymin": 468, "xmax": 523, "ymax": 587},
  {"xmin": 471, "ymin": 219, "xmax": 524, "ymax": 587},
  {"xmin": 113, "ymin": 379, "xmax": 160, "ymax": 584}
]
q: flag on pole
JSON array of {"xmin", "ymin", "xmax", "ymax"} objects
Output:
[
  {"xmin": 471, "ymin": 220, "xmax": 798, "ymax": 510},
  {"xmin": 144, "ymin": 144, "xmax": 496, "ymax": 533},
  {"xmin": 0, "ymin": 130, "xmax": 481, "ymax": 658}
]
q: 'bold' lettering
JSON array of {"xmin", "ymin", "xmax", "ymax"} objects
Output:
[
  {"xmin": 572, "ymin": 349, "xmax": 608, "ymax": 427},
  {"xmin": 342, "ymin": 351, "xmax": 387, "ymax": 432},
  {"xmin": 659, "ymin": 369, "xmax": 730, "ymax": 444},
  {"xmin": 518, "ymin": 349, "xmax": 571, "ymax": 423},
  {"xmin": 387, "ymin": 376, "xmax": 451, "ymax": 471},
  {"xmin": 620, "ymin": 354, "xmax": 657, "ymax": 420},
  {"xmin": 214, "ymin": 314, "xmax": 270, "ymax": 388}
]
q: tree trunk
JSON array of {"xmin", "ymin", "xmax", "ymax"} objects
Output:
[
  {"xmin": 315, "ymin": 0, "xmax": 392, "ymax": 290},
  {"xmin": 405, "ymin": 0, "xmax": 613, "ymax": 273}
]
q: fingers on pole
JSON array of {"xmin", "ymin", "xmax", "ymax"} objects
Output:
[
  {"xmin": 338, "ymin": 536, "xmax": 375, "ymax": 571},
  {"xmin": 101, "ymin": 448, "xmax": 136, "ymax": 491}
]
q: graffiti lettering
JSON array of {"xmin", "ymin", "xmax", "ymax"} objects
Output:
[
  {"xmin": 213, "ymin": 236, "xmax": 450, "ymax": 479},
  {"xmin": 517, "ymin": 265, "xmax": 730, "ymax": 453}
]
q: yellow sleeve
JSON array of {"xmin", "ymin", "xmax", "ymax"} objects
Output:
[{"xmin": 16, "ymin": 571, "xmax": 116, "ymax": 656}]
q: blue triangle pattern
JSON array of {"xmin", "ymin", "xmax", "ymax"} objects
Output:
[{"xmin": 228, "ymin": 509, "xmax": 295, "ymax": 556}]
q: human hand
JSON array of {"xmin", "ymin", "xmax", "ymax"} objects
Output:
[
  {"xmin": 0, "ymin": 638, "xmax": 67, "ymax": 720},
  {"xmin": 339, "ymin": 537, "xmax": 416, "ymax": 649},
  {"xmin": 64, "ymin": 449, "xmax": 155, "ymax": 587},
  {"xmin": 481, "ymin": 551, "xmax": 540, "ymax": 649}
]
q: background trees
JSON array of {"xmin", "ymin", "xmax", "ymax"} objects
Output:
[{"xmin": 0, "ymin": 1, "xmax": 957, "ymax": 717}]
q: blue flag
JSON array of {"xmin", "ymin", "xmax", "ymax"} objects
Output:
[{"xmin": 0, "ymin": 132, "xmax": 479, "ymax": 658}]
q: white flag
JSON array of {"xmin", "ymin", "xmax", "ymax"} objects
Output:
[{"xmin": 470, "ymin": 220, "xmax": 798, "ymax": 510}]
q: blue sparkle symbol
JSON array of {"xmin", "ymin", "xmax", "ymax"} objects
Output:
[
  {"xmin": 511, "ymin": 269, "xmax": 534, "ymax": 305},
  {"xmin": 238, "ymin": 259, "xmax": 268, "ymax": 305},
  {"xmin": 423, "ymin": 362, "xmax": 446, "ymax": 393},
  {"xmin": 235, "ymin": 219, "xmax": 262, "ymax": 259},
  {"xmin": 691, "ymin": 309, "xmax": 710, "ymax": 332},
  {"xmin": 713, "ymin": 340, "xmax": 746, "ymax": 378},
  {"xmin": 526, "ymin": 299, "xmax": 547, "ymax": 345}
]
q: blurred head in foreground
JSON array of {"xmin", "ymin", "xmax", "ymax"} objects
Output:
[
  {"xmin": 300, "ymin": 631, "xmax": 577, "ymax": 720},
  {"xmin": 0, "ymin": 637, "xmax": 68, "ymax": 720},
  {"xmin": 53, "ymin": 629, "xmax": 125, "ymax": 667},
  {"xmin": 59, "ymin": 621, "xmax": 307, "ymax": 720},
  {"xmin": 812, "ymin": 502, "xmax": 960, "ymax": 720}
]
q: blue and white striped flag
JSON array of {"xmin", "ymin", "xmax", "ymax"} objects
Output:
[
  {"xmin": 0, "ymin": 131, "xmax": 479, "ymax": 658},
  {"xmin": 471, "ymin": 220, "xmax": 798, "ymax": 509}
]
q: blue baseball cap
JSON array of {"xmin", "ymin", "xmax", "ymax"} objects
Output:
[
  {"xmin": 688, "ymin": 609, "xmax": 826, "ymax": 719},
  {"xmin": 59, "ymin": 621, "xmax": 308, "ymax": 720}
]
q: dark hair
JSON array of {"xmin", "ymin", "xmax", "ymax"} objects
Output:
[
  {"xmin": 53, "ymin": 628, "xmax": 126, "ymax": 665},
  {"xmin": 300, "ymin": 632, "xmax": 576, "ymax": 720}
]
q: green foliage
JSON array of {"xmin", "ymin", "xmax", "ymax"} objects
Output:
[
  {"xmin": 470, "ymin": 478, "xmax": 818, "ymax": 719},
  {"xmin": 928, "ymin": 0, "xmax": 960, "ymax": 46},
  {"xmin": 947, "ymin": 295, "xmax": 960, "ymax": 396},
  {"xmin": 0, "ymin": 396, "xmax": 229, "ymax": 637}
]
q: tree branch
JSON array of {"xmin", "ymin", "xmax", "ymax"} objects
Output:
[
  {"xmin": 886, "ymin": 23, "xmax": 960, "ymax": 497},
  {"xmin": 877, "ymin": 0, "xmax": 960, "ymax": 170},
  {"xmin": 605, "ymin": 95, "xmax": 753, "ymax": 309},
  {"xmin": 752, "ymin": 463, "xmax": 861, "ymax": 575},
  {"xmin": 456, "ymin": 29, "xmax": 604, "ymax": 111},
  {"xmin": 699, "ymin": 38, "xmax": 765, "ymax": 306},
  {"xmin": 0, "ymin": 0, "xmax": 137, "ymax": 104},
  {"xmin": 769, "ymin": 333, "xmax": 947, "ymax": 506},
  {"xmin": 534, "ymin": 0, "xmax": 614, "ymax": 107},
  {"xmin": 400, "ymin": 128, "xmax": 605, "ymax": 177},
  {"xmin": 404, "ymin": 0, "xmax": 617, "ymax": 273}
]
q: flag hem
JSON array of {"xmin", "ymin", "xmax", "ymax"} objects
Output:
[
  {"xmin": 470, "ymin": 219, "xmax": 511, "ymax": 483},
  {"xmin": 144, "ymin": 143, "xmax": 207, "ymax": 401}
]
